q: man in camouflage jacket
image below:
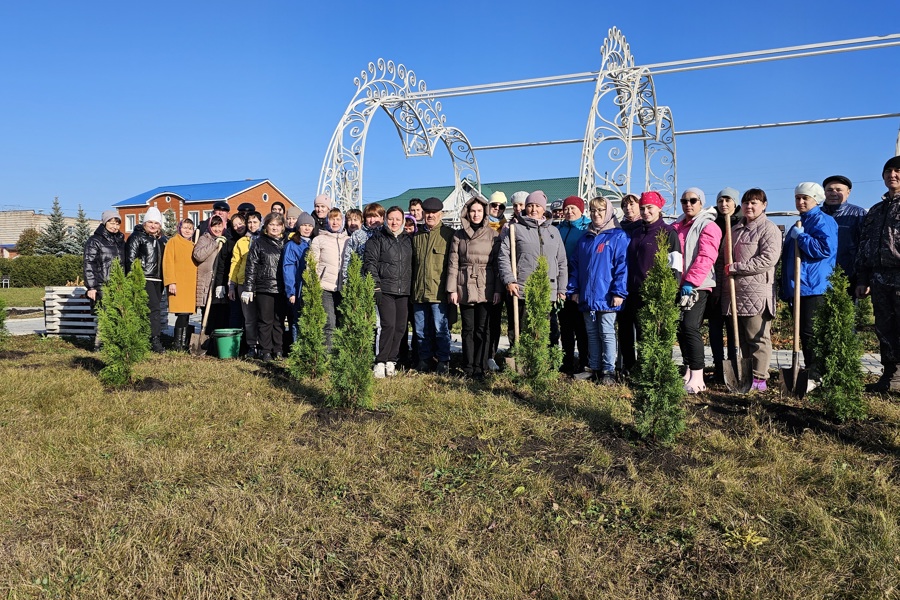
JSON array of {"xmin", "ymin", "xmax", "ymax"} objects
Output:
[{"xmin": 856, "ymin": 156, "xmax": 900, "ymax": 392}]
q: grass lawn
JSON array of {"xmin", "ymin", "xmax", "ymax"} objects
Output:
[
  {"xmin": 0, "ymin": 335, "xmax": 897, "ymax": 598},
  {"xmin": 0, "ymin": 287, "xmax": 45, "ymax": 307}
]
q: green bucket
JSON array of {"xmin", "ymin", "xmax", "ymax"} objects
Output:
[{"xmin": 211, "ymin": 328, "xmax": 243, "ymax": 359}]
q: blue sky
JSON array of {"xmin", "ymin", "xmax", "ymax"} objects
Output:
[{"xmin": 1, "ymin": 0, "xmax": 898, "ymax": 222}]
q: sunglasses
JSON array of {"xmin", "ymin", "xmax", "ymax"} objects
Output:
[
  {"xmin": 680, "ymin": 198, "xmax": 701, "ymax": 205},
  {"xmin": 490, "ymin": 203, "xmax": 504, "ymax": 208}
]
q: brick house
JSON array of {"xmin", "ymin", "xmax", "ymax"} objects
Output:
[{"xmin": 114, "ymin": 179, "xmax": 297, "ymax": 235}]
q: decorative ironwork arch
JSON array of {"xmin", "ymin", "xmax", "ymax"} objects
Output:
[
  {"xmin": 579, "ymin": 28, "xmax": 677, "ymax": 208},
  {"xmin": 318, "ymin": 59, "xmax": 480, "ymax": 216}
]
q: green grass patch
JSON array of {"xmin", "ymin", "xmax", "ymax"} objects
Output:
[
  {"xmin": 0, "ymin": 286, "xmax": 44, "ymax": 307},
  {"xmin": 0, "ymin": 335, "xmax": 897, "ymax": 598}
]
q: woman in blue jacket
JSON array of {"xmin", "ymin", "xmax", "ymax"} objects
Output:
[
  {"xmin": 567, "ymin": 197, "xmax": 629, "ymax": 385},
  {"xmin": 781, "ymin": 182, "xmax": 838, "ymax": 372}
]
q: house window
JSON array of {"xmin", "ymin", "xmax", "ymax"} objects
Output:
[
  {"xmin": 188, "ymin": 211, "xmax": 199, "ymax": 224},
  {"xmin": 126, "ymin": 214, "xmax": 135, "ymax": 232},
  {"xmin": 138, "ymin": 213, "xmax": 145, "ymax": 224},
  {"xmin": 203, "ymin": 210, "xmax": 212, "ymax": 220},
  {"xmin": 165, "ymin": 195, "xmax": 171, "ymax": 204},
  {"xmin": 262, "ymin": 193, "xmax": 269, "ymax": 202}
]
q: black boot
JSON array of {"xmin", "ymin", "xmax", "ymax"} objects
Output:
[
  {"xmin": 712, "ymin": 361, "xmax": 725, "ymax": 385},
  {"xmin": 866, "ymin": 363, "xmax": 897, "ymax": 393},
  {"xmin": 151, "ymin": 336, "xmax": 165, "ymax": 353},
  {"xmin": 172, "ymin": 327, "xmax": 186, "ymax": 352}
]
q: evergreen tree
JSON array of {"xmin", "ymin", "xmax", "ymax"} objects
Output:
[
  {"xmin": 632, "ymin": 231, "xmax": 685, "ymax": 444},
  {"xmin": 287, "ymin": 252, "xmax": 329, "ymax": 379},
  {"xmin": 15, "ymin": 228, "xmax": 40, "ymax": 256},
  {"xmin": 327, "ymin": 253, "xmax": 376, "ymax": 408},
  {"xmin": 73, "ymin": 205, "xmax": 92, "ymax": 250},
  {"xmin": 810, "ymin": 266, "xmax": 866, "ymax": 420},
  {"xmin": 97, "ymin": 259, "xmax": 150, "ymax": 387},
  {"xmin": 36, "ymin": 197, "xmax": 79, "ymax": 256},
  {"xmin": 162, "ymin": 209, "xmax": 177, "ymax": 238},
  {"xmin": 511, "ymin": 255, "xmax": 563, "ymax": 398}
]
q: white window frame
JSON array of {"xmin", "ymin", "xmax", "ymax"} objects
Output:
[
  {"xmin": 126, "ymin": 214, "xmax": 135, "ymax": 232},
  {"xmin": 188, "ymin": 210, "xmax": 199, "ymax": 224}
]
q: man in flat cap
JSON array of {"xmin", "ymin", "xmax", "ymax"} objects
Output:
[
  {"xmin": 412, "ymin": 197, "xmax": 455, "ymax": 374},
  {"xmin": 195, "ymin": 201, "xmax": 231, "ymax": 241},
  {"xmin": 856, "ymin": 157, "xmax": 900, "ymax": 392},
  {"xmin": 821, "ymin": 174, "xmax": 867, "ymax": 293}
]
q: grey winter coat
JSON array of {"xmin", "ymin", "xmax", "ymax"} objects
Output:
[
  {"xmin": 497, "ymin": 215, "xmax": 568, "ymax": 298},
  {"xmin": 192, "ymin": 233, "xmax": 222, "ymax": 307},
  {"xmin": 446, "ymin": 198, "xmax": 500, "ymax": 304},
  {"xmin": 726, "ymin": 214, "xmax": 782, "ymax": 317}
]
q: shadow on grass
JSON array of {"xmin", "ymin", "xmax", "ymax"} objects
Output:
[
  {"xmin": 0, "ymin": 350, "xmax": 31, "ymax": 360},
  {"xmin": 696, "ymin": 387, "xmax": 900, "ymax": 458},
  {"xmin": 72, "ymin": 355, "xmax": 104, "ymax": 374}
]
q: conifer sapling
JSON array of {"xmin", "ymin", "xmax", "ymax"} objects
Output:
[{"xmin": 632, "ymin": 231, "xmax": 685, "ymax": 444}]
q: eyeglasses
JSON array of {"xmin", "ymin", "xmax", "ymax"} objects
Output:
[
  {"xmin": 680, "ymin": 198, "xmax": 700, "ymax": 205},
  {"xmin": 490, "ymin": 203, "xmax": 504, "ymax": 209}
]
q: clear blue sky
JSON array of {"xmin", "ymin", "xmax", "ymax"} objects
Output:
[{"xmin": 1, "ymin": 0, "xmax": 898, "ymax": 222}]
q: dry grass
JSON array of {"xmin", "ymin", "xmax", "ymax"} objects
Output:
[{"xmin": 0, "ymin": 335, "xmax": 898, "ymax": 599}]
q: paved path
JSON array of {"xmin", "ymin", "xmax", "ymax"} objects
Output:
[{"xmin": 5, "ymin": 308, "xmax": 885, "ymax": 375}]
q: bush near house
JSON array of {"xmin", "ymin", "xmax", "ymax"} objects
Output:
[{"xmin": 0, "ymin": 255, "xmax": 83, "ymax": 287}]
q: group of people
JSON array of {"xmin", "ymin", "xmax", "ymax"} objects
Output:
[{"xmin": 82, "ymin": 156, "xmax": 900, "ymax": 393}]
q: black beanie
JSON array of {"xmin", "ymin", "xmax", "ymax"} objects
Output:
[{"xmin": 883, "ymin": 156, "xmax": 900, "ymax": 173}]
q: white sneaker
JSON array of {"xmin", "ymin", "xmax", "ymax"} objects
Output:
[
  {"xmin": 374, "ymin": 362, "xmax": 386, "ymax": 379},
  {"xmin": 385, "ymin": 362, "xmax": 396, "ymax": 377},
  {"xmin": 487, "ymin": 358, "xmax": 500, "ymax": 372}
]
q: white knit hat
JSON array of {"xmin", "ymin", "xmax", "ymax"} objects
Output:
[
  {"xmin": 794, "ymin": 182, "xmax": 825, "ymax": 204},
  {"xmin": 144, "ymin": 206, "xmax": 162, "ymax": 223}
]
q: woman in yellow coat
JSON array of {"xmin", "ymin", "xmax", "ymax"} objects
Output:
[{"xmin": 163, "ymin": 219, "xmax": 198, "ymax": 351}]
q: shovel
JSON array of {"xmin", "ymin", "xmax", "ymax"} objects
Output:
[
  {"xmin": 190, "ymin": 239, "xmax": 225, "ymax": 356},
  {"xmin": 504, "ymin": 224, "xmax": 523, "ymax": 374},
  {"xmin": 723, "ymin": 215, "xmax": 753, "ymax": 392},
  {"xmin": 780, "ymin": 221, "xmax": 809, "ymax": 397}
]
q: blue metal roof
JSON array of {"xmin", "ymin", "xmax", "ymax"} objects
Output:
[{"xmin": 114, "ymin": 179, "xmax": 269, "ymax": 207}]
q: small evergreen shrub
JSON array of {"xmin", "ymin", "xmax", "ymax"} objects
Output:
[
  {"xmin": 97, "ymin": 259, "xmax": 150, "ymax": 387},
  {"xmin": 0, "ymin": 255, "xmax": 83, "ymax": 287},
  {"xmin": 512, "ymin": 255, "xmax": 563, "ymax": 398},
  {"xmin": 287, "ymin": 252, "xmax": 329, "ymax": 380},
  {"xmin": 632, "ymin": 231, "xmax": 685, "ymax": 444},
  {"xmin": 810, "ymin": 266, "xmax": 866, "ymax": 421},
  {"xmin": 327, "ymin": 253, "xmax": 376, "ymax": 408}
]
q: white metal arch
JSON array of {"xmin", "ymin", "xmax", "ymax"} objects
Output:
[
  {"xmin": 318, "ymin": 59, "xmax": 480, "ymax": 215},
  {"xmin": 579, "ymin": 27, "xmax": 677, "ymax": 207}
]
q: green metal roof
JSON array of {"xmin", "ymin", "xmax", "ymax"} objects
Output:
[{"xmin": 378, "ymin": 176, "xmax": 619, "ymax": 207}]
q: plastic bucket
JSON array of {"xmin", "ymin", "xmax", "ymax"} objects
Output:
[{"xmin": 211, "ymin": 328, "xmax": 243, "ymax": 359}]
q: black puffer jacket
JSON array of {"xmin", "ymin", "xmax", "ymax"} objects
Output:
[
  {"xmin": 124, "ymin": 224, "xmax": 166, "ymax": 279},
  {"xmin": 364, "ymin": 226, "xmax": 413, "ymax": 296},
  {"xmin": 244, "ymin": 232, "xmax": 285, "ymax": 294},
  {"xmin": 83, "ymin": 224, "xmax": 125, "ymax": 291}
]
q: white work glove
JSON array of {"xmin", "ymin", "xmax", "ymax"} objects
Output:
[
  {"xmin": 215, "ymin": 286, "xmax": 226, "ymax": 299},
  {"xmin": 790, "ymin": 224, "xmax": 804, "ymax": 239},
  {"xmin": 241, "ymin": 291, "xmax": 254, "ymax": 304}
]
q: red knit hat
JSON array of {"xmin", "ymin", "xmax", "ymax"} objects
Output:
[
  {"xmin": 562, "ymin": 196, "xmax": 585, "ymax": 212},
  {"xmin": 639, "ymin": 191, "xmax": 665, "ymax": 208}
]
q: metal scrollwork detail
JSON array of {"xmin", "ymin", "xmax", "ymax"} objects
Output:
[
  {"xmin": 579, "ymin": 28, "xmax": 678, "ymax": 209},
  {"xmin": 320, "ymin": 59, "xmax": 480, "ymax": 215}
]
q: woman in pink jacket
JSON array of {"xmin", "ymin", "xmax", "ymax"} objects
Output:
[{"xmin": 673, "ymin": 187, "xmax": 722, "ymax": 394}]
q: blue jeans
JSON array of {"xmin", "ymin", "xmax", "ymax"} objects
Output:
[
  {"xmin": 413, "ymin": 302, "xmax": 451, "ymax": 362},
  {"xmin": 583, "ymin": 311, "xmax": 617, "ymax": 374}
]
